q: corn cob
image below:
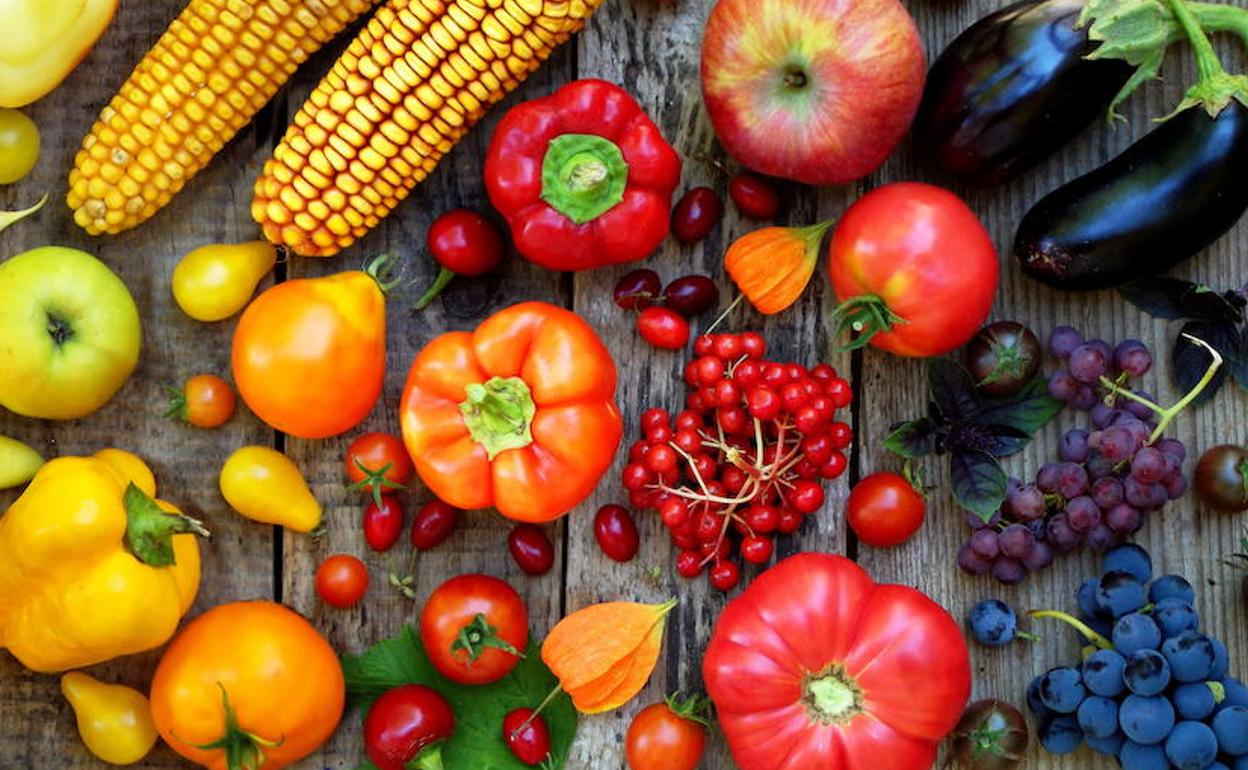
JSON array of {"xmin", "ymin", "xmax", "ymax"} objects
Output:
[
  {"xmin": 252, "ymin": 0, "xmax": 604, "ymax": 257},
  {"xmin": 68, "ymin": 0, "xmax": 380, "ymax": 235}
]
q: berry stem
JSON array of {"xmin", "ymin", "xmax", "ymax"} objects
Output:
[
  {"xmin": 705, "ymin": 293, "xmax": 745, "ymax": 335},
  {"xmin": 1026, "ymin": 609, "xmax": 1113, "ymax": 650},
  {"xmin": 1098, "ymin": 335, "xmax": 1223, "ymax": 444}
]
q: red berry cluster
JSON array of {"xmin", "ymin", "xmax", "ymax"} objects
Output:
[{"xmin": 622, "ymin": 332, "xmax": 853, "ymax": 591}]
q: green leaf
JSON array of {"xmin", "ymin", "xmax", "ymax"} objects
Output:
[
  {"xmin": 928, "ymin": 359, "xmax": 980, "ymax": 422},
  {"xmin": 342, "ymin": 627, "xmax": 577, "ymax": 770},
  {"xmin": 950, "ymin": 450, "xmax": 1009, "ymax": 523},
  {"xmin": 883, "ymin": 419, "xmax": 938, "ymax": 458},
  {"xmin": 977, "ymin": 375, "xmax": 1065, "ymax": 438}
]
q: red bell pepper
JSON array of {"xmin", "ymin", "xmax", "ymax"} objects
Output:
[{"xmin": 484, "ymin": 79, "xmax": 681, "ymax": 271}]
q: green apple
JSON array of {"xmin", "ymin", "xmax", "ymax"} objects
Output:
[{"xmin": 0, "ymin": 246, "xmax": 140, "ymax": 419}]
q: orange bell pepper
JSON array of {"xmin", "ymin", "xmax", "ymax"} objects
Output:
[
  {"xmin": 400, "ymin": 301, "xmax": 623, "ymax": 523},
  {"xmin": 0, "ymin": 0, "xmax": 118, "ymax": 107}
]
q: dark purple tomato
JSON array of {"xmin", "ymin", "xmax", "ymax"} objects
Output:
[
  {"xmin": 614, "ymin": 269, "xmax": 662, "ymax": 310},
  {"xmin": 1194, "ymin": 444, "xmax": 1248, "ymax": 512},
  {"xmin": 502, "ymin": 708, "xmax": 551, "ymax": 766},
  {"xmin": 948, "ymin": 699, "xmax": 1029, "ymax": 770},
  {"xmin": 411, "ymin": 499, "xmax": 460, "ymax": 550},
  {"xmin": 508, "ymin": 524, "xmax": 555, "ymax": 576},
  {"xmin": 729, "ymin": 172, "xmax": 782, "ymax": 219},
  {"xmin": 964, "ymin": 321, "xmax": 1042, "ymax": 397},
  {"xmin": 663, "ymin": 275, "xmax": 719, "ymax": 318},
  {"xmin": 593, "ymin": 504, "xmax": 640, "ymax": 562},
  {"xmin": 671, "ymin": 187, "xmax": 723, "ymax": 244}
]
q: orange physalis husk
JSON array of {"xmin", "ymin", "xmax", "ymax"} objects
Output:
[
  {"xmin": 541, "ymin": 599, "xmax": 676, "ymax": 713},
  {"xmin": 724, "ymin": 220, "xmax": 834, "ymax": 315}
]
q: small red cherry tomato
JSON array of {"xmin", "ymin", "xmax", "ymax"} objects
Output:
[
  {"xmin": 363, "ymin": 496, "xmax": 406, "ymax": 552},
  {"xmin": 345, "ymin": 432, "xmax": 415, "ymax": 507},
  {"xmin": 729, "ymin": 172, "xmax": 782, "ymax": 219},
  {"xmin": 671, "ymin": 187, "xmax": 723, "ymax": 244},
  {"xmin": 638, "ymin": 307, "xmax": 690, "ymax": 350},
  {"xmin": 411, "ymin": 499, "xmax": 461, "ymax": 550},
  {"xmin": 415, "ymin": 208, "xmax": 505, "ymax": 309},
  {"xmin": 315, "ymin": 554, "xmax": 369, "ymax": 608},
  {"xmin": 846, "ymin": 471, "xmax": 926, "ymax": 547},
  {"xmin": 167, "ymin": 374, "xmax": 236, "ymax": 429},
  {"xmin": 594, "ymin": 504, "xmax": 640, "ymax": 562},
  {"xmin": 626, "ymin": 696, "xmax": 709, "ymax": 770},
  {"xmin": 508, "ymin": 524, "xmax": 555, "ymax": 576},
  {"xmin": 364, "ymin": 684, "xmax": 455, "ymax": 770},
  {"xmin": 502, "ymin": 708, "xmax": 552, "ymax": 766}
]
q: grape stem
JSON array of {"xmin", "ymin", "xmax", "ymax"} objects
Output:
[
  {"xmin": 1026, "ymin": 609, "xmax": 1114, "ymax": 650},
  {"xmin": 1097, "ymin": 335, "xmax": 1223, "ymax": 445}
]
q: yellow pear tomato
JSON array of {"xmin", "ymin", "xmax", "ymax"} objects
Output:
[
  {"xmin": 60, "ymin": 671, "xmax": 158, "ymax": 766},
  {"xmin": 171, "ymin": 241, "xmax": 277, "ymax": 322},
  {"xmin": 219, "ymin": 446, "xmax": 321, "ymax": 532}
]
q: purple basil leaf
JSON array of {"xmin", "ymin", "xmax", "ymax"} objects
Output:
[
  {"xmin": 1230, "ymin": 326, "xmax": 1248, "ymax": 393},
  {"xmin": 883, "ymin": 419, "xmax": 938, "ymax": 458},
  {"xmin": 949, "ymin": 450, "xmax": 1008, "ymax": 523},
  {"xmin": 977, "ymin": 374, "xmax": 1064, "ymax": 437},
  {"xmin": 928, "ymin": 358, "xmax": 980, "ymax": 422},
  {"xmin": 1180, "ymin": 285, "xmax": 1244, "ymax": 324},
  {"xmin": 1119, "ymin": 277, "xmax": 1195, "ymax": 320},
  {"xmin": 1173, "ymin": 320, "xmax": 1235, "ymax": 405}
]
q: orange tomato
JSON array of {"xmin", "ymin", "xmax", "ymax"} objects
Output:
[
  {"xmin": 400, "ymin": 301, "xmax": 622, "ymax": 522},
  {"xmin": 168, "ymin": 374, "xmax": 236, "ymax": 428},
  {"xmin": 232, "ymin": 266, "xmax": 386, "ymax": 439},
  {"xmin": 149, "ymin": 601, "xmax": 344, "ymax": 770}
]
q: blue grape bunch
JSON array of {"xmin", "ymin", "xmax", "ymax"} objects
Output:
[{"xmin": 1027, "ymin": 544, "xmax": 1248, "ymax": 770}]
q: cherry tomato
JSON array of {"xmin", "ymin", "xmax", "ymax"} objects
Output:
[
  {"xmin": 663, "ymin": 275, "xmax": 719, "ymax": 318},
  {"xmin": 614, "ymin": 268, "xmax": 663, "ymax": 310},
  {"xmin": 508, "ymin": 524, "xmax": 555, "ymax": 576},
  {"xmin": 964, "ymin": 321, "xmax": 1041, "ymax": 397},
  {"xmin": 625, "ymin": 697, "xmax": 708, "ymax": 770},
  {"xmin": 1194, "ymin": 444, "xmax": 1248, "ymax": 513},
  {"xmin": 315, "ymin": 555, "xmax": 369, "ymax": 608},
  {"xmin": 637, "ymin": 307, "xmax": 690, "ymax": 350},
  {"xmin": 415, "ymin": 209, "xmax": 505, "ymax": 309},
  {"xmin": 364, "ymin": 684, "xmax": 455, "ymax": 770},
  {"xmin": 364, "ymin": 496, "xmax": 406, "ymax": 552},
  {"xmin": 420, "ymin": 574, "xmax": 528, "ymax": 685},
  {"xmin": 594, "ymin": 504, "xmax": 640, "ymax": 562},
  {"xmin": 828, "ymin": 183, "xmax": 998, "ymax": 357},
  {"xmin": 411, "ymin": 499, "xmax": 461, "ymax": 550},
  {"xmin": 729, "ymin": 172, "xmax": 781, "ymax": 219},
  {"xmin": 846, "ymin": 471, "xmax": 926, "ymax": 547},
  {"xmin": 0, "ymin": 108, "xmax": 39, "ymax": 184},
  {"xmin": 346, "ymin": 432, "xmax": 415, "ymax": 507},
  {"xmin": 671, "ymin": 187, "xmax": 723, "ymax": 244},
  {"xmin": 167, "ymin": 374, "xmax": 236, "ymax": 429},
  {"xmin": 502, "ymin": 708, "xmax": 551, "ymax": 766}
]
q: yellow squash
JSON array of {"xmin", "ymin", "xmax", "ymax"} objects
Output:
[
  {"xmin": 61, "ymin": 671, "xmax": 158, "ymax": 766},
  {"xmin": 0, "ymin": 0, "xmax": 117, "ymax": 108},
  {"xmin": 0, "ymin": 450, "xmax": 206, "ymax": 673}
]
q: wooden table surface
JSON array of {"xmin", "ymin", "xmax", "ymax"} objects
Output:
[{"xmin": 3, "ymin": 1, "xmax": 1247, "ymax": 768}]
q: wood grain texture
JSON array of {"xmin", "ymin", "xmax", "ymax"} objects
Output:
[{"xmin": 3, "ymin": 0, "xmax": 1248, "ymax": 769}]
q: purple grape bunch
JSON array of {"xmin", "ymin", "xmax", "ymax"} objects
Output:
[{"xmin": 958, "ymin": 326, "xmax": 1189, "ymax": 585}]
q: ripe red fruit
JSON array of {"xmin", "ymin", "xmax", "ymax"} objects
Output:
[
  {"xmin": 709, "ymin": 560, "xmax": 741, "ymax": 591},
  {"xmin": 502, "ymin": 708, "xmax": 551, "ymax": 766},
  {"xmin": 638, "ymin": 307, "xmax": 690, "ymax": 350},
  {"xmin": 740, "ymin": 535, "xmax": 774, "ymax": 565},
  {"xmin": 676, "ymin": 550, "xmax": 704, "ymax": 577},
  {"xmin": 729, "ymin": 172, "xmax": 783, "ymax": 219},
  {"xmin": 508, "ymin": 525, "xmax": 555, "ymax": 576},
  {"xmin": 594, "ymin": 504, "xmax": 640, "ymax": 562},
  {"xmin": 363, "ymin": 496, "xmax": 406, "ymax": 552},
  {"xmin": 671, "ymin": 187, "xmax": 723, "ymax": 244},
  {"xmin": 789, "ymin": 480, "xmax": 825, "ymax": 514}
]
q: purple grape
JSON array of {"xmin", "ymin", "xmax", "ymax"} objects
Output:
[
  {"xmin": 1007, "ymin": 484, "xmax": 1047, "ymax": 522},
  {"xmin": 1000, "ymin": 524, "xmax": 1036, "ymax": 559},
  {"xmin": 1087, "ymin": 339, "xmax": 1114, "ymax": 362},
  {"xmin": 1091, "ymin": 404, "xmax": 1120, "ymax": 429},
  {"xmin": 1023, "ymin": 540, "xmax": 1055, "ymax": 571},
  {"xmin": 993, "ymin": 556, "xmax": 1027, "ymax": 584},
  {"xmin": 1157, "ymin": 438, "xmax": 1186, "ymax": 461},
  {"xmin": 1091, "ymin": 477, "xmax": 1125, "ymax": 509},
  {"xmin": 965, "ymin": 509, "xmax": 1000, "ymax": 530},
  {"xmin": 958, "ymin": 542, "xmax": 992, "ymax": 576},
  {"xmin": 1112, "ymin": 415, "xmax": 1152, "ymax": 448},
  {"xmin": 1114, "ymin": 340, "xmax": 1153, "ymax": 377},
  {"xmin": 1125, "ymin": 476, "xmax": 1158, "ymax": 510},
  {"xmin": 1163, "ymin": 473, "xmax": 1188, "ymax": 500},
  {"xmin": 1069, "ymin": 344, "xmax": 1109, "ymax": 383},
  {"xmin": 1037, "ymin": 463, "xmax": 1062, "ymax": 494},
  {"xmin": 1131, "ymin": 447, "xmax": 1167, "ymax": 484},
  {"xmin": 1162, "ymin": 452, "xmax": 1183, "ymax": 478},
  {"xmin": 1071, "ymin": 385, "xmax": 1100, "ymax": 411},
  {"xmin": 1086, "ymin": 524, "xmax": 1118, "ymax": 552},
  {"xmin": 1084, "ymin": 453, "xmax": 1117, "ymax": 479},
  {"xmin": 1047, "ymin": 370, "xmax": 1080, "ymax": 402},
  {"xmin": 970, "ymin": 529, "xmax": 1001, "ymax": 559},
  {"xmin": 1123, "ymin": 392, "xmax": 1156, "ymax": 421},
  {"xmin": 1067, "ymin": 496, "xmax": 1102, "ymax": 533},
  {"xmin": 1060, "ymin": 429, "xmax": 1090, "ymax": 463},
  {"xmin": 1100, "ymin": 427, "xmax": 1138, "ymax": 463},
  {"xmin": 1146, "ymin": 482, "xmax": 1168, "ymax": 510},
  {"xmin": 1106, "ymin": 503, "xmax": 1143, "ymax": 535},
  {"xmin": 1048, "ymin": 513, "xmax": 1082, "ymax": 551},
  {"xmin": 1026, "ymin": 518, "xmax": 1049, "ymax": 541},
  {"xmin": 1056, "ymin": 462, "xmax": 1090, "ymax": 498},
  {"xmin": 1050, "ymin": 326, "xmax": 1084, "ymax": 358}
]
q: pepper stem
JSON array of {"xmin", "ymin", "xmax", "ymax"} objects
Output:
[
  {"xmin": 1165, "ymin": 0, "xmax": 1248, "ymax": 116},
  {"xmin": 1027, "ymin": 609, "xmax": 1114, "ymax": 650},
  {"xmin": 459, "ymin": 377, "xmax": 537, "ymax": 460},
  {"xmin": 1098, "ymin": 335, "xmax": 1223, "ymax": 444},
  {"xmin": 540, "ymin": 134, "xmax": 629, "ymax": 224},
  {"xmin": 414, "ymin": 266, "xmax": 457, "ymax": 311},
  {"xmin": 124, "ymin": 483, "xmax": 210, "ymax": 567}
]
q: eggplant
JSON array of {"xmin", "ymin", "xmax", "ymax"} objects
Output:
[
  {"xmin": 1015, "ymin": 101, "xmax": 1248, "ymax": 290},
  {"xmin": 914, "ymin": 0, "xmax": 1132, "ymax": 185}
]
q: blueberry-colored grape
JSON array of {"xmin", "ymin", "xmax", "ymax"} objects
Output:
[
  {"xmin": 1078, "ymin": 696, "xmax": 1120, "ymax": 738},
  {"xmin": 1105, "ymin": 543, "xmax": 1152, "ymax": 583},
  {"xmin": 1078, "ymin": 577, "xmax": 1109, "ymax": 619},
  {"xmin": 1211, "ymin": 638, "xmax": 1230, "ymax": 679},
  {"xmin": 1060, "ymin": 429, "xmax": 1090, "ymax": 462},
  {"xmin": 1115, "ymin": 613, "xmax": 1163, "ymax": 655},
  {"xmin": 1162, "ymin": 631, "xmax": 1216, "ymax": 683},
  {"xmin": 1172, "ymin": 682, "xmax": 1218, "ymax": 721},
  {"xmin": 1212, "ymin": 706, "xmax": 1248, "ymax": 755},
  {"xmin": 1050, "ymin": 326, "xmax": 1084, "ymax": 358},
  {"xmin": 1165, "ymin": 721, "xmax": 1219, "ymax": 770},
  {"xmin": 1119, "ymin": 694, "xmax": 1176, "ymax": 745},
  {"xmin": 1097, "ymin": 571, "xmax": 1147, "ymax": 618},
  {"xmin": 1221, "ymin": 679, "xmax": 1248, "ymax": 710},
  {"xmin": 1038, "ymin": 714, "xmax": 1083, "ymax": 755},
  {"xmin": 1082, "ymin": 614, "xmax": 1115, "ymax": 640},
  {"xmin": 966, "ymin": 600, "xmax": 1020, "ymax": 647},
  {"xmin": 1153, "ymin": 598, "xmax": 1200, "ymax": 638},
  {"xmin": 1115, "ymin": 340, "xmax": 1154, "ymax": 377},
  {"xmin": 1086, "ymin": 732, "xmax": 1125, "ymax": 756},
  {"xmin": 1236, "ymin": 758, "xmax": 1248, "ymax": 770},
  {"xmin": 1120, "ymin": 740, "xmax": 1170, "ymax": 770},
  {"xmin": 1037, "ymin": 667, "xmax": 1086, "ymax": 713},
  {"xmin": 1067, "ymin": 496, "xmax": 1102, "ymax": 532},
  {"xmin": 1092, "ymin": 476, "xmax": 1126, "ymax": 509},
  {"xmin": 1124, "ymin": 649, "xmax": 1171, "ymax": 695},
  {"xmin": 1083, "ymin": 648, "xmax": 1127, "ymax": 697},
  {"xmin": 1027, "ymin": 676, "xmax": 1051, "ymax": 718},
  {"xmin": 1070, "ymin": 344, "xmax": 1110, "ymax": 383}
]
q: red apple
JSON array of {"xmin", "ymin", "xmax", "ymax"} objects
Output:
[{"xmin": 700, "ymin": 0, "xmax": 926, "ymax": 186}]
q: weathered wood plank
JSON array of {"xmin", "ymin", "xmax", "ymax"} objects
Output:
[{"xmin": 0, "ymin": 2, "xmax": 276, "ymax": 767}]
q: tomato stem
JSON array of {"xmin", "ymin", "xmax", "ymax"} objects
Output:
[
  {"xmin": 406, "ymin": 743, "xmax": 445, "ymax": 770},
  {"xmin": 190, "ymin": 684, "xmax": 283, "ymax": 770},
  {"xmin": 413, "ymin": 266, "xmax": 457, "ymax": 311},
  {"xmin": 830, "ymin": 295, "xmax": 907, "ymax": 352},
  {"xmin": 347, "ymin": 458, "xmax": 407, "ymax": 509},
  {"xmin": 801, "ymin": 666, "xmax": 862, "ymax": 724},
  {"xmin": 452, "ymin": 613, "xmax": 523, "ymax": 663}
]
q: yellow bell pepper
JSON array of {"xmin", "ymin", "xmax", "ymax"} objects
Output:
[
  {"xmin": 0, "ymin": 0, "xmax": 118, "ymax": 107},
  {"xmin": 61, "ymin": 671, "xmax": 158, "ymax": 766},
  {"xmin": 0, "ymin": 449, "xmax": 207, "ymax": 673}
]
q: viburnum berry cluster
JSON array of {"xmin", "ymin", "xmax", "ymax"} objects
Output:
[{"xmin": 621, "ymin": 332, "xmax": 853, "ymax": 592}]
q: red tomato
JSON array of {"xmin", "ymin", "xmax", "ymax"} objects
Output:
[
  {"xmin": 847, "ymin": 472, "xmax": 926, "ymax": 547},
  {"xmin": 828, "ymin": 183, "xmax": 998, "ymax": 357},
  {"xmin": 364, "ymin": 685, "xmax": 455, "ymax": 770},
  {"xmin": 637, "ymin": 307, "xmax": 690, "ymax": 350},
  {"xmin": 346, "ymin": 432, "xmax": 415, "ymax": 506},
  {"xmin": 363, "ymin": 496, "xmax": 406, "ymax": 552},
  {"xmin": 169, "ymin": 374, "xmax": 236, "ymax": 429},
  {"xmin": 419, "ymin": 575, "xmax": 529, "ymax": 685},
  {"xmin": 703, "ymin": 554, "xmax": 971, "ymax": 770},
  {"xmin": 625, "ymin": 699, "xmax": 707, "ymax": 770},
  {"xmin": 315, "ymin": 555, "xmax": 369, "ymax": 609}
]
